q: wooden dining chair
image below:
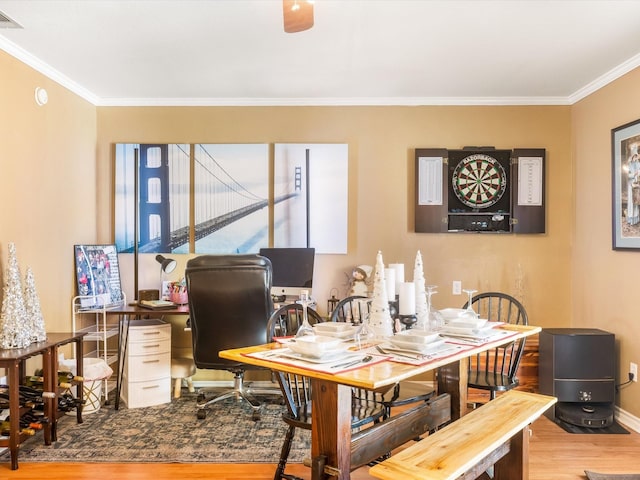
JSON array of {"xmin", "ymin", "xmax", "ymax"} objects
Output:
[
  {"xmin": 330, "ymin": 295, "xmax": 435, "ymax": 421},
  {"xmin": 463, "ymin": 291, "xmax": 529, "ymax": 401},
  {"xmin": 266, "ymin": 303, "xmax": 386, "ymax": 480}
]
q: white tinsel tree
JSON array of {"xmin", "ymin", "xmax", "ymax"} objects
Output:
[
  {"xmin": 414, "ymin": 250, "xmax": 428, "ymax": 329},
  {"xmin": 0, "ymin": 243, "xmax": 32, "ymax": 349},
  {"xmin": 24, "ymin": 266, "xmax": 47, "ymax": 343},
  {"xmin": 369, "ymin": 251, "xmax": 394, "ymax": 338}
]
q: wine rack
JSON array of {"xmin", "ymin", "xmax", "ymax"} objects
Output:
[{"xmin": 0, "ymin": 333, "xmax": 85, "ymax": 470}]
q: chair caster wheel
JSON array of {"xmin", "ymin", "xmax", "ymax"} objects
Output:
[
  {"xmin": 197, "ymin": 409, "xmax": 207, "ymax": 420},
  {"xmin": 251, "ymin": 411, "xmax": 260, "ymax": 421},
  {"xmin": 197, "ymin": 394, "xmax": 205, "ymax": 403}
]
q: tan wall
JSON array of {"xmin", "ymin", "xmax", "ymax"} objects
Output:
[
  {"xmin": 572, "ymin": 67, "xmax": 640, "ymax": 416},
  {"xmin": 96, "ymin": 105, "xmax": 574, "ymax": 381},
  {"xmin": 0, "ymin": 50, "xmax": 97, "ymax": 338},
  {"xmin": 1, "ymin": 49, "xmax": 584, "ymax": 398}
]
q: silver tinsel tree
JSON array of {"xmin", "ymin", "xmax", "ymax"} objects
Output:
[
  {"xmin": 414, "ymin": 250, "xmax": 428, "ymax": 329},
  {"xmin": 24, "ymin": 266, "xmax": 47, "ymax": 343},
  {"xmin": 369, "ymin": 251, "xmax": 394, "ymax": 338},
  {"xmin": 0, "ymin": 243, "xmax": 32, "ymax": 349}
]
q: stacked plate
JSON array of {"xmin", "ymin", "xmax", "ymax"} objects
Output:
[
  {"xmin": 287, "ymin": 335, "xmax": 349, "ymax": 359},
  {"xmin": 312, "ymin": 322, "xmax": 359, "ymax": 339},
  {"xmin": 388, "ymin": 330, "xmax": 445, "ymax": 354}
]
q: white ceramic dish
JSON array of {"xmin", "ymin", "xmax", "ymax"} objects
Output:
[
  {"xmin": 439, "ymin": 323, "xmax": 495, "ymax": 337},
  {"xmin": 447, "ymin": 317, "xmax": 488, "ymax": 329},
  {"xmin": 438, "ymin": 308, "xmax": 468, "ymax": 320},
  {"xmin": 313, "ymin": 323, "xmax": 359, "ymax": 339},
  {"xmin": 278, "ymin": 350, "xmax": 358, "ymax": 364},
  {"xmin": 394, "ymin": 330, "xmax": 441, "ymax": 344},
  {"xmin": 313, "ymin": 322, "xmax": 354, "ymax": 333},
  {"xmin": 387, "ymin": 337, "xmax": 446, "ymax": 353},
  {"xmin": 287, "ymin": 335, "xmax": 346, "ymax": 358}
]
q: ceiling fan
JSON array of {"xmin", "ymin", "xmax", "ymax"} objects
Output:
[{"xmin": 283, "ymin": 0, "xmax": 314, "ymax": 33}]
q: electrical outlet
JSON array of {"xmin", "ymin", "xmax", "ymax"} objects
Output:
[
  {"xmin": 631, "ymin": 362, "xmax": 638, "ymax": 382},
  {"xmin": 452, "ymin": 280, "xmax": 462, "ymax": 295}
]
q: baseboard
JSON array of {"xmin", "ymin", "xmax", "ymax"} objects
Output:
[{"xmin": 616, "ymin": 406, "xmax": 640, "ymax": 433}]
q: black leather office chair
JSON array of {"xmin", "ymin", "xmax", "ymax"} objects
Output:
[
  {"xmin": 185, "ymin": 254, "xmax": 279, "ymax": 420},
  {"xmin": 463, "ymin": 291, "xmax": 529, "ymax": 401},
  {"xmin": 266, "ymin": 303, "xmax": 386, "ymax": 480}
]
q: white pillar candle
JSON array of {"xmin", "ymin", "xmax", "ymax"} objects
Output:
[
  {"xmin": 384, "ymin": 268, "xmax": 396, "ymax": 301},
  {"xmin": 389, "ymin": 263, "xmax": 404, "ymax": 293},
  {"xmin": 399, "ymin": 282, "xmax": 416, "ymax": 315}
]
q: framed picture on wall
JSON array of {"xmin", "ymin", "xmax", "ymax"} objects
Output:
[{"xmin": 612, "ymin": 118, "xmax": 640, "ymax": 249}]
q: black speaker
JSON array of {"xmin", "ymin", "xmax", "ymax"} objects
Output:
[{"xmin": 539, "ymin": 328, "xmax": 615, "ymax": 427}]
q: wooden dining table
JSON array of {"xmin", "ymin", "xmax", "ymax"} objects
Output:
[{"xmin": 219, "ymin": 324, "xmax": 541, "ymax": 480}]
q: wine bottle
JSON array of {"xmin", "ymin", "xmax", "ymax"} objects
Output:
[
  {"xmin": 58, "ymin": 370, "xmax": 83, "ymax": 383},
  {"xmin": 26, "ymin": 376, "xmax": 73, "ymax": 390},
  {"xmin": 0, "ymin": 421, "xmax": 36, "ymax": 436}
]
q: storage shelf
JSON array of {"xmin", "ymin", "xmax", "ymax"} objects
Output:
[{"xmin": 72, "ymin": 295, "xmax": 125, "ymax": 405}]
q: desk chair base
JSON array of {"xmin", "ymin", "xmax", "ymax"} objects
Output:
[{"xmin": 196, "ymin": 371, "xmax": 280, "ymax": 421}]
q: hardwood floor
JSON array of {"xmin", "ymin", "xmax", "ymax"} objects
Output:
[{"xmin": 3, "ymin": 415, "xmax": 639, "ymax": 479}]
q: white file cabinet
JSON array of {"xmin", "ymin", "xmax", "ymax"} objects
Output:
[{"xmin": 121, "ymin": 318, "xmax": 172, "ymax": 408}]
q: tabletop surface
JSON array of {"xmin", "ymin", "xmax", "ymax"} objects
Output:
[
  {"xmin": 220, "ymin": 324, "xmax": 541, "ymax": 390},
  {"xmin": 0, "ymin": 332, "xmax": 86, "ymax": 361}
]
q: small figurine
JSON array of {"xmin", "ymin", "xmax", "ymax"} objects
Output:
[{"xmin": 348, "ymin": 265, "xmax": 373, "ymax": 297}]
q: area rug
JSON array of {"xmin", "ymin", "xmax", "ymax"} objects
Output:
[
  {"xmin": 554, "ymin": 419, "xmax": 630, "ymax": 435},
  {"xmin": 11, "ymin": 393, "xmax": 310, "ymax": 463},
  {"xmin": 585, "ymin": 472, "xmax": 640, "ymax": 480}
]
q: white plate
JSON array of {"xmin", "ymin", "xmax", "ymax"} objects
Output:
[
  {"xmin": 313, "ymin": 324, "xmax": 359, "ymax": 339},
  {"xmin": 278, "ymin": 350, "xmax": 359, "ymax": 364},
  {"xmin": 439, "ymin": 308, "xmax": 467, "ymax": 320},
  {"xmin": 387, "ymin": 337, "xmax": 446, "ymax": 353},
  {"xmin": 439, "ymin": 324, "xmax": 496, "ymax": 338},
  {"xmin": 448, "ymin": 317, "xmax": 488, "ymax": 329},
  {"xmin": 394, "ymin": 330, "xmax": 441, "ymax": 344},
  {"xmin": 313, "ymin": 322, "xmax": 355, "ymax": 333},
  {"xmin": 288, "ymin": 335, "xmax": 347, "ymax": 358}
]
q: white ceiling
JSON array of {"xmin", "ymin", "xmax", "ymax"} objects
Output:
[{"xmin": 2, "ymin": 0, "xmax": 640, "ymax": 106}]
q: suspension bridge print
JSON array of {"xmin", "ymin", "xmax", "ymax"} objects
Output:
[{"xmin": 114, "ymin": 143, "xmax": 347, "ymax": 255}]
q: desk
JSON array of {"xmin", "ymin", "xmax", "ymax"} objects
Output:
[
  {"xmin": 220, "ymin": 324, "xmax": 540, "ymax": 480},
  {"xmin": 0, "ymin": 332, "xmax": 85, "ymax": 470},
  {"xmin": 101, "ymin": 304, "xmax": 189, "ymax": 409}
]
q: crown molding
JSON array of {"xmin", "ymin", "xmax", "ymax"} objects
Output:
[{"xmin": 2, "ymin": 32, "xmax": 636, "ymax": 108}]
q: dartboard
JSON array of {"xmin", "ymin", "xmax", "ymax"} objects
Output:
[{"xmin": 451, "ymin": 153, "xmax": 507, "ymax": 208}]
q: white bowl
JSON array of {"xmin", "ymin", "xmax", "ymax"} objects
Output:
[
  {"xmin": 394, "ymin": 330, "xmax": 441, "ymax": 344},
  {"xmin": 288, "ymin": 335, "xmax": 345, "ymax": 358},
  {"xmin": 439, "ymin": 308, "xmax": 468, "ymax": 320}
]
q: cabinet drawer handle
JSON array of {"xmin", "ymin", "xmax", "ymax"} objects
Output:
[
  {"xmin": 142, "ymin": 344, "xmax": 160, "ymax": 349},
  {"xmin": 143, "ymin": 331, "xmax": 161, "ymax": 336},
  {"xmin": 142, "ymin": 359, "xmax": 160, "ymax": 364},
  {"xmin": 142, "ymin": 385, "xmax": 160, "ymax": 390}
]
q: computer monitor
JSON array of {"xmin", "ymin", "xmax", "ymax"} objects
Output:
[{"xmin": 259, "ymin": 247, "xmax": 315, "ymax": 300}]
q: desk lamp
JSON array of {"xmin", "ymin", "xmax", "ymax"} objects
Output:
[{"xmin": 156, "ymin": 255, "xmax": 177, "ymax": 274}]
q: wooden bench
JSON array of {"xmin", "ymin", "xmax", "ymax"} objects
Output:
[{"xmin": 368, "ymin": 390, "xmax": 557, "ymax": 480}]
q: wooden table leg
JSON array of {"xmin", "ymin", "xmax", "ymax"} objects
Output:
[
  {"xmin": 311, "ymin": 379, "xmax": 352, "ymax": 480},
  {"xmin": 42, "ymin": 348, "xmax": 54, "ymax": 445},
  {"xmin": 494, "ymin": 425, "xmax": 529, "ymax": 480},
  {"xmin": 436, "ymin": 357, "xmax": 469, "ymax": 421},
  {"xmin": 75, "ymin": 338, "xmax": 84, "ymax": 424},
  {"xmin": 8, "ymin": 361, "xmax": 20, "ymax": 470}
]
